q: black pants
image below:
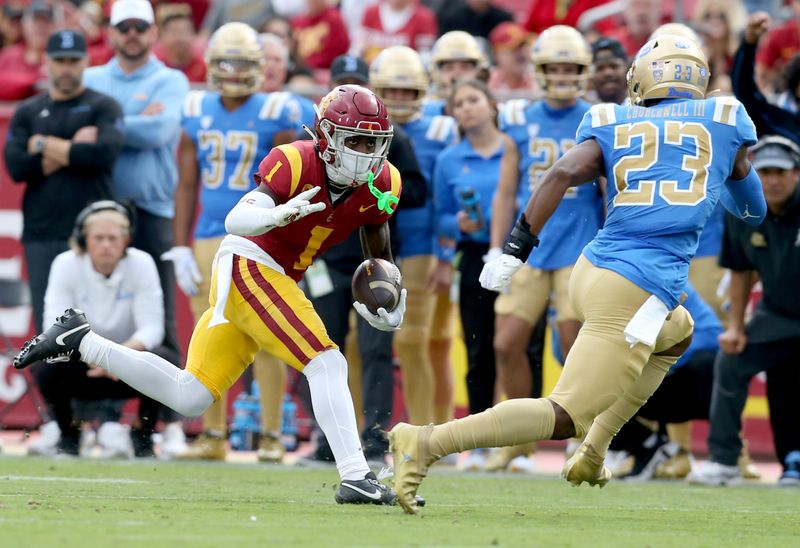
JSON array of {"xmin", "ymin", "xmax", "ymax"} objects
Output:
[
  {"xmin": 306, "ymin": 262, "xmax": 394, "ymax": 458},
  {"xmin": 611, "ymin": 351, "xmax": 715, "ymax": 454},
  {"xmin": 457, "ymin": 241, "xmax": 497, "ymax": 415},
  {"xmin": 709, "ymin": 338, "xmax": 800, "ymax": 468},
  {"xmin": 23, "ymin": 239, "xmax": 70, "ymax": 333},
  {"xmin": 31, "ymin": 345, "xmax": 181, "ymax": 450},
  {"xmin": 130, "ymin": 208, "xmax": 178, "ymax": 354}
]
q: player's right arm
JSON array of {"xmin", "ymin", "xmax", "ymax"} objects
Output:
[{"xmin": 224, "ymin": 146, "xmax": 325, "ymax": 236}]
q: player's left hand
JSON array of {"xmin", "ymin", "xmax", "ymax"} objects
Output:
[
  {"xmin": 353, "ymin": 288, "xmax": 407, "ymax": 332},
  {"xmin": 479, "ymin": 253, "xmax": 522, "ymax": 292}
]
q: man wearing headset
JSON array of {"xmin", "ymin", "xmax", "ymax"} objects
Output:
[
  {"xmin": 31, "ymin": 201, "xmax": 181, "ymax": 457},
  {"xmin": 690, "ymin": 136, "xmax": 800, "ymax": 487}
]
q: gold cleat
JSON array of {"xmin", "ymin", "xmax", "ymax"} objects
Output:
[
  {"xmin": 388, "ymin": 422, "xmax": 435, "ymax": 514},
  {"xmin": 561, "ymin": 443, "xmax": 612, "ymax": 488},
  {"xmin": 174, "ymin": 432, "xmax": 226, "ymax": 461},
  {"xmin": 654, "ymin": 449, "xmax": 692, "ymax": 479},
  {"xmin": 257, "ymin": 432, "xmax": 286, "ymax": 463}
]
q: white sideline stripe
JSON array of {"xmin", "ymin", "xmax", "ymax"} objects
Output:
[{"xmin": 2, "ymin": 475, "xmax": 149, "ymax": 484}]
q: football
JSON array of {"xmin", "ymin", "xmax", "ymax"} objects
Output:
[{"xmin": 352, "ymin": 258, "xmax": 402, "ymax": 314}]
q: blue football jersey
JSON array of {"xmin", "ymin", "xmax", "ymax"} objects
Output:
[
  {"xmin": 578, "ymin": 97, "xmax": 758, "ymax": 308},
  {"xmin": 182, "ymin": 90, "xmax": 301, "ymax": 239},
  {"xmin": 397, "ymin": 114, "xmax": 458, "ymax": 257},
  {"xmin": 502, "ymin": 98, "xmax": 604, "ymax": 270}
]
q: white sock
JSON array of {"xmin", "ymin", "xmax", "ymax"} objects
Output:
[
  {"xmin": 304, "ymin": 349, "xmax": 369, "ymax": 481},
  {"xmin": 79, "ymin": 331, "xmax": 214, "ymax": 417}
]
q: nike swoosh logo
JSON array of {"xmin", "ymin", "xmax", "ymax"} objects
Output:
[
  {"xmin": 340, "ymin": 482, "xmax": 382, "ymax": 500},
  {"xmin": 55, "ymin": 324, "xmax": 90, "ymax": 346},
  {"xmin": 359, "ymin": 204, "xmax": 375, "ymax": 212}
]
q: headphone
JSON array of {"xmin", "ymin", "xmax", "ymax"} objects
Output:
[{"xmin": 72, "ymin": 200, "xmax": 135, "ymax": 251}]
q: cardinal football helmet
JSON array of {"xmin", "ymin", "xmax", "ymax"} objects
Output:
[
  {"xmin": 314, "ymin": 85, "xmax": 393, "ymax": 187},
  {"xmin": 627, "ymin": 34, "xmax": 710, "ymax": 105},
  {"xmin": 530, "ymin": 25, "xmax": 592, "ymax": 100},
  {"xmin": 206, "ymin": 22, "xmax": 264, "ymax": 97},
  {"xmin": 429, "ymin": 31, "xmax": 488, "ymax": 99},
  {"xmin": 369, "ymin": 46, "xmax": 428, "ymax": 123}
]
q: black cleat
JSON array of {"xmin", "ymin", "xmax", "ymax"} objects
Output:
[
  {"xmin": 335, "ymin": 471, "xmax": 397, "ymax": 505},
  {"xmin": 13, "ymin": 308, "xmax": 90, "ymax": 370}
]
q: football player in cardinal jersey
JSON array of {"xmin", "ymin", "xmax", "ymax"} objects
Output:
[
  {"xmin": 16, "ymin": 85, "xmax": 410, "ymax": 506},
  {"xmin": 163, "ymin": 22, "xmax": 299, "ymax": 464}
]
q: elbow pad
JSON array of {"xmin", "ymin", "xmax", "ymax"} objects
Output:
[
  {"xmin": 502, "ymin": 215, "xmax": 539, "ymax": 262},
  {"xmin": 722, "ymin": 165, "xmax": 766, "ymax": 227}
]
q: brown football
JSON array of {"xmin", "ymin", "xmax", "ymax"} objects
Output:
[{"xmin": 352, "ymin": 258, "xmax": 402, "ymax": 314}]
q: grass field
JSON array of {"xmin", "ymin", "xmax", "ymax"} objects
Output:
[{"xmin": 0, "ymin": 455, "xmax": 797, "ymax": 548}]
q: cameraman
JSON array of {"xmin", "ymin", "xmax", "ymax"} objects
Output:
[{"xmin": 32, "ymin": 201, "xmax": 182, "ymax": 457}]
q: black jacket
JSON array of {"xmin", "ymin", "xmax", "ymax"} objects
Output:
[{"xmin": 4, "ymin": 88, "xmax": 125, "ymax": 241}]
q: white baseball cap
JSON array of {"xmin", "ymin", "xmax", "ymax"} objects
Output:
[{"xmin": 110, "ymin": 0, "xmax": 155, "ymax": 26}]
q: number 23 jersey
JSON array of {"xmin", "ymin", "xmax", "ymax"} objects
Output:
[
  {"xmin": 578, "ymin": 97, "xmax": 757, "ymax": 308},
  {"xmin": 245, "ymin": 140, "xmax": 402, "ymax": 281}
]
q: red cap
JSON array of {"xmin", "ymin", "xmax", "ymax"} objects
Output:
[{"xmin": 490, "ymin": 22, "xmax": 533, "ymax": 51}]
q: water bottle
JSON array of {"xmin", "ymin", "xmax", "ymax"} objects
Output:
[
  {"xmin": 229, "ymin": 387, "xmax": 261, "ymax": 451},
  {"xmin": 281, "ymin": 394, "xmax": 298, "ymax": 452},
  {"xmin": 458, "ymin": 187, "xmax": 489, "ymax": 240}
]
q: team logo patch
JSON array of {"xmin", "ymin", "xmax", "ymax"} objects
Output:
[
  {"xmin": 651, "ymin": 61, "xmax": 665, "ymax": 83},
  {"xmin": 750, "ymin": 232, "xmax": 767, "ymax": 248},
  {"xmin": 674, "ymin": 41, "xmax": 690, "ymax": 49}
]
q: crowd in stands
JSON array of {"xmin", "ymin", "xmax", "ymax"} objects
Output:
[{"xmin": 1, "ymin": 0, "xmax": 799, "ymax": 488}]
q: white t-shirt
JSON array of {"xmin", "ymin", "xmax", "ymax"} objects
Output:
[{"xmin": 43, "ymin": 248, "xmax": 165, "ymax": 350}]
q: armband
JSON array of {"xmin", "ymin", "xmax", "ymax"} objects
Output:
[{"xmin": 502, "ymin": 215, "xmax": 539, "ymax": 262}]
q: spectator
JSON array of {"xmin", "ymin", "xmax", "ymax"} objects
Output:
[
  {"xmin": 154, "ymin": 3, "xmax": 207, "ymax": 83},
  {"xmin": 0, "ymin": 1, "xmax": 58, "ymax": 100},
  {"xmin": 291, "ymin": 0, "xmax": 349, "ymax": 70},
  {"xmin": 487, "ymin": 22, "xmax": 536, "ymax": 96},
  {"xmin": 433, "ymin": 80, "xmax": 510, "ymax": 470},
  {"xmin": 298, "ymin": 54, "xmax": 427, "ymax": 465},
  {"xmin": 33, "ymin": 201, "xmax": 184, "ymax": 458},
  {"xmin": 436, "ymin": 0, "xmax": 512, "ymax": 39},
  {"xmin": 259, "ymin": 32, "xmax": 316, "ymax": 127},
  {"xmin": 260, "ymin": 15, "xmax": 313, "ymax": 85},
  {"xmin": 354, "ymin": 0, "xmax": 437, "ymax": 64},
  {"xmin": 732, "ymin": 12, "xmax": 800, "ymax": 145},
  {"xmin": 523, "ymin": 0, "xmax": 612, "ymax": 35},
  {"xmin": 605, "ymin": 0, "xmax": 662, "ymax": 59},
  {"xmin": 339, "ymin": 0, "xmax": 377, "ymax": 47},
  {"xmin": 589, "ymin": 36, "xmax": 628, "ymax": 104},
  {"xmin": 0, "ymin": 1, "xmax": 24, "ymax": 48},
  {"xmin": 83, "ymin": 0, "xmax": 190, "ymax": 360},
  {"xmin": 692, "ymin": 0, "xmax": 748, "ymax": 94},
  {"xmin": 756, "ymin": 0, "xmax": 800, "ymax": 95},
  {"xmin": 169, "ymin": 22, "xmax": 296, "ymax": 462},
  {"xmin": 690, "ymin": 136, "xmax": 800, "ymax": 487},
  {"xmin": 200, "ymin": 0, "xmax": 273, "ymax": 37},
  {"xmin": 3, "ymin": 29, "xmax": 124, "ymax": 338}
]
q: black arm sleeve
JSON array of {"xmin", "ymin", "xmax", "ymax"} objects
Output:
[
  {"xmin": 68, "ymin": 95, "xmax": 125, "ymax": 168},
  {"xmin": 387, "ymin": 124, "xmax": 427, "ymax": 210},
  {"xmin": 719, "ymin": 212, "xmax": 754, "ymax": 271},
  {"xmin": 731, "ymin": 39, "xmax": 800, "ymax": 143},
  {"xmin": 3, "ymin": 104, "xmax": 44, "ymax": 183}
]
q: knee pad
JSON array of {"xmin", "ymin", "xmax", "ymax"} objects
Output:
[
  {"xmin": 175, "ymin": 369, "xmax": 215, "ymax": 417},
  {"xmin": 304, "ymin": 349, "xmax": 347, "ymax": 381}
]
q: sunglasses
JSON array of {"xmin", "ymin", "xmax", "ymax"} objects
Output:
[{"xmin": 115, "ymin": 20, "xmax": 151, "ymax": 34}]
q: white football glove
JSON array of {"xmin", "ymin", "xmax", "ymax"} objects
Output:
[
  {"xmin": 479, "ymin": 253, "xmax": 523, "ymax": 292},
  {"xmin": 161, "ymin": 246, "xmax": 202, "ymax": 297},
  {"xmin": 353, "ymin": 288, "xmax": 407, "ymax": 332},
  {"xmin": 267, "ymin": 186, "xmax": 326, "ymax": 228}
]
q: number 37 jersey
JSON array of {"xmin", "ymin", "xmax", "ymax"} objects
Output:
[{"xmin": 578, "ymin": 97, "xmax": 757, "ymax": 308}]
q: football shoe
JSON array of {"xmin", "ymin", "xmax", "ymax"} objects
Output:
[{"xmin": 14, "ymin": 308, "xmax": 90, "ymax": 369}]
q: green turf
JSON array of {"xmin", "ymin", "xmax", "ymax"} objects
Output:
[{"xmin": 0, "ymin": 455, "xmax": 797, "ymax": 548}]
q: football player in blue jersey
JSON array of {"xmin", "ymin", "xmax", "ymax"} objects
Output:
[
  {"xmin": 485, "ymin": 26, "xmax": 604, "ymax": 472},
  {"xmin": 370, "ymin": 45, "xmax": 459, "ymax": 428},
  {"xmin": 424, "ymin": 31, "xmax": 489, "ymax": 118},
  {"xmin": 162, "ymin": 22, "xmax": 299, "ymax": 462},
  {"xmin": 389, "ymin": 33, "xmax": 767, "ymax": 514}
]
